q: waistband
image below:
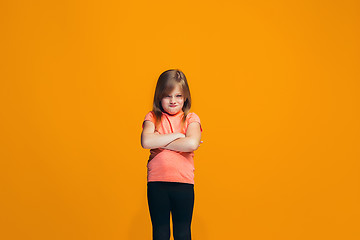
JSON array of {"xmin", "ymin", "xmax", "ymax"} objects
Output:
[{"xmin": 147, "ymin": 181, "xmax": 194, "ymax": 186}]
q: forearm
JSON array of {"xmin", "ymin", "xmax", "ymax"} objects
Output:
[
  {"xmin": 141, "ymin": 132, "xmax": 183, "ymax": 149},
  {"xmin": 161, "ymin": 137, "xmax": 199, "ymax": 152}
]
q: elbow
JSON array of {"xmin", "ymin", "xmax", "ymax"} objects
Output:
[
  {"xmin": 189, "ymin": 139, "xmax": 199, "ymax": 152},
  {"xmin": 141, "ymin": 138, "xmax": 150, "ymax": 149},
  {"xmin": 141, "ymin": 143, "xmax": 150, "ymax": 149},
  {"xmin": 141, "ymin": 142, "xmax": 151, "ymax": 149}
]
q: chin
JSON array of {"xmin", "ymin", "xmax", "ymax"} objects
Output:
[{"xmin": 168, "ymin": 109, "xmax": 179, "ymax": 114}]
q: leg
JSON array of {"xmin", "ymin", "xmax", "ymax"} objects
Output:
[
  {"xmin": 147, "ymin": 182, "xmax": 171, "ymax": 240},
  {"xmin": 169, "ymin": 183, "xmax": 194, "ymax": 240}
]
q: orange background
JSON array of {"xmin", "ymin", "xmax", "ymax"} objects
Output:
[{"xmin": 1, "ymin": 0, "xmax": 359, "ymax": 239}]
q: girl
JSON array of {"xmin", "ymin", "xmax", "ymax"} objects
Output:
[{"xmin": 141, "ymin": 69, "xmax": 203, "ymax": 240}]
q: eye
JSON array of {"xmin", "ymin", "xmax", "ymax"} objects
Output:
[{"xmin": 176, "ymin": 95, "xmax": 182, "ymax": 97}]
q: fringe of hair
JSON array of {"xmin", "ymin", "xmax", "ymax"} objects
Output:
[{"xmin": 152, "ymin": 69, "xmax": 192, "ymax": 130}]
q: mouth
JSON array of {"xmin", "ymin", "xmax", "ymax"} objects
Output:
[{"xmin": 169, "ymin": 105, "xmax": 177, "ymax": 107}]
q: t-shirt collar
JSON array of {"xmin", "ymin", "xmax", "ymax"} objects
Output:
[{"xmin": 162, "ymin": 110, "xmax": 184, "ymax": 117}]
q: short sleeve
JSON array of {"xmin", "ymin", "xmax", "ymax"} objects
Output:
[
  {"xmin": 187, "ymin": 112, "xmax": 202, "ymax": 132},
  {"xmin": 142, "ymin": 111, "xmax": 155, "ymax": 129}
]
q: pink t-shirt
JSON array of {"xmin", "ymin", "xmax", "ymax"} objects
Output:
[{"xmin": 142, "ymin": 110, "xmax": 202, "ymax": 184}]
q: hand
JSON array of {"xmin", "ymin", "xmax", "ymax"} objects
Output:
[{"xmin": 177, "ymin": 133, "xmax": 186, "ymax": 138}]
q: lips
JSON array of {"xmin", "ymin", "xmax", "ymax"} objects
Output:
[{"xmin": 170, "ymin": 105, "xmax": 177, "ymax": 107}]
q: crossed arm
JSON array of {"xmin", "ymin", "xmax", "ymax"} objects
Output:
[{"xmin": 141, "ymin": 120, "xmax": 202, "ymax": 152}]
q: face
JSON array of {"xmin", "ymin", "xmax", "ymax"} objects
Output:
[{"xmin": 161, "ymin": 84, "xmax": 184, "ymax": 115}]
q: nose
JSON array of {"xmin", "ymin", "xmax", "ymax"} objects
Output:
[{"xmin": 170, "ymin": 96, "xmax": 176, "ymax": 103}]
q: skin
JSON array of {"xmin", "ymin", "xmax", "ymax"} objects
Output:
[
  {"xmin": 141, "ymin": 84, "xmax": 202, "ymax": 152},
  {"xmin": 161, "ymin": 84, "xmax": 185, "ymax": 116}
]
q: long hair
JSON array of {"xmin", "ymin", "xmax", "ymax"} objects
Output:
[{"xmin": 152, "ymin": 69, "xmax": 192, "ymax": 129}]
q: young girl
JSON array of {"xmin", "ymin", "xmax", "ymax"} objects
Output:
[{"xmin": 141, "ymin": 69, "xmax": 202, "ymax": 240}]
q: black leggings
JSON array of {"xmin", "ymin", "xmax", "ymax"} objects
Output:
[{"xmin": 147, "ymin": 181, "xmax": 194, "ymax": 240}]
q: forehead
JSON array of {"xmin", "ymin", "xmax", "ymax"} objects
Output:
[
  {"xmin": 164, "ymin": 83, "xmax": 183, "ymax": 94},
  {"xmin": 170, "ymin": 84, "xmax": 182, "ymax": 93}
]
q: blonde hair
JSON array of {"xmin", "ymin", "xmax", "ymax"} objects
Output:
[{"xmin": 152, "ymin": 69, "xmax": 192, "ymax": 129}]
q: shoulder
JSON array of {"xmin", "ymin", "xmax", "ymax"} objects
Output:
[
  {"xmin": 144, "ymin": 111, "xmax": 155, "ymax": 118},
  {"xmin": 143, "ymin": 111, "xmax": 156, "ymax": 125},
  {"xmin": 186, "ymin": 112, "xmax": 201, "ymax": 122},
  {"xmin": 186, "ymin": 112, "xmax": 202, "ymax": 132}
]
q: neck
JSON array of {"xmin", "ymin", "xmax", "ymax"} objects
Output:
[{"xmin": 163, "ymin": 110, "xmax": 183, "ymax": 116}]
